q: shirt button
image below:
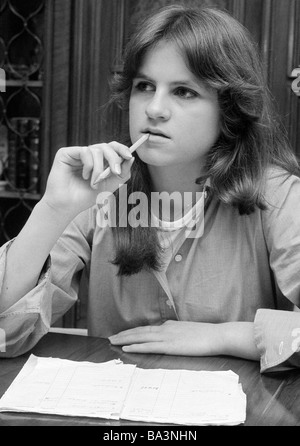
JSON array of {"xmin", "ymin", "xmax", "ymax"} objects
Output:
[
  {"xmin": 166, "ymin": 300, "xmax": 173, "ymax": 309},
  {"xmin": 174, "ymin": 254, "xmax": 183, "ymax": 262}
]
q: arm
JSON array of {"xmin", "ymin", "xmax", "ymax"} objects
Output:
[
  {"xmin": 256, "ymin": 170, "xmax": 300, "ymax": 371},
  {"xmin": 0, "ymin": 207, "xmax": 92, "ymax": 358},
  {"xmin": 0, "ymin": 143, "xmax": 134, "ymax": 313},
  {"xmin": 0, "ymin": 200, "xmax": 76, "ymax": 313},
  {"xmin": 109, "ymin": 320, "xmax": 260, "ymax": 361}
]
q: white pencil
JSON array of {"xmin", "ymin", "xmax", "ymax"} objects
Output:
[{"xmin": 93, "ymin": 133, "xmax": 149, "ymax": 185}]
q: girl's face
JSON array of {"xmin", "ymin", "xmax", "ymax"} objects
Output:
[{"xmin": 129, "ymin": 41, "xmax": 221, "ymax": 170}]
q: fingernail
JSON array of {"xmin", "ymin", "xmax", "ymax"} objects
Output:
[{"xmin": 115, "ymin": 164, "xmax": 121, "ymax": 175}]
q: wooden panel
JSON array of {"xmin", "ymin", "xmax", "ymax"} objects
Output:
[
  {"xmin": 43, "ymin": 0, "xmax": 72, "ymax": 170},
  {"xmin": 288, "ymin": 0, "xmax": 300, "ymax": 156},
  {"xmin": 95, "ymin": 0, "xmax": 127, "ymax": 143},
  {"xmin": 230, "ymin": 0, "xmax": 300, "ymax": 156},
  {"xmin": 105, "ymin": 0, "xmax": 130, "ymax": 142},
  {"xmin": 228, "ymin": 0, "xmax": 246, "ymax": 22},
  {"xmin": 67, "ymin": 0, "xmax": 86, "ymax": 147},
  {"xmin": 243, "ymin": 0, "xmax": 265, "ymax": 48},
  {"xmin": 67, "ymin": 0, "xmax": 128, "ymax": 146},
  {"xmin": 40, "ymin": 0, "xmax": 53, "ymax": 193},
  {"xmin": 268, "ymin": 1, "xmax": 291, "ymax": 120},
  {"xmin": 266, "ymin": 0, "xmax": 300, "ymax": 156},
  {"xmin": 129, "ymin": 0, "xmax": 229, "ymax": 31}
]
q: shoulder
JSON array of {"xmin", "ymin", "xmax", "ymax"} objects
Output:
[
  {"xmin": 263, "ymin": 166, "xmax": 300, "ymax": 209},
  {"xmin": 260, "ymin": 167, "xmax": 300, "ymax": 271}
]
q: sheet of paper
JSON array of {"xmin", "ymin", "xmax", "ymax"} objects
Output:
[
  {"xmin": 121, "ymin": 368, "xmax": 246, "ymax": 425},
  {"xmin": 0, "ymin": 355, "xmax": 247, "ymax": 425},
  {"xmin": 0, "ymin": 355, "xmax": 136, "ymax": 419}
]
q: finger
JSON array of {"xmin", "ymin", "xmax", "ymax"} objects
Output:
[
  {"xmin": 109, "ymin": 141, "xmax": 133, "ymax": 160},
  {"xmin": 110, "ymin": 333, "xmax": 160, "ymax": 345},
  {"xmin": 93, "ymin": 157, "xmax": 134, "ymax": 189},
  {"xmin": 88, "ymin": 142, "xmax": 132, "ymax": 160},
  {"xmin": 109, "ymin": 325, "xmax": 160, "ymax": 345},
  {"xmin": 90, "ymin": 147, "xmax": 104, "ymax": 188},
  {"xmin": 89, "ymin": 143, "xmax": 127, "ymax": 177},
  {"xmin": 57, "ymin": 146, "xmax": 87, "ymax": 166},
  {"xmin": 101, "ymin": 144, "xmax": 124, "ymax": 176},
  {"xmin": 110, "ymin": 324, "xmax": 159, "ymax": 338},
  {"xmin": 88, "ymin": 144, "xmax": 121, "ymax": 187},
  {"xmin": 122, "ymin": 342, "xmax": 165, "ymax": 354},
  {"xmin": 79, "ymin": 147, "xmax": 94, "ymax": 180},
  {"xmin": 117, "ymin": 157, "xmax": 135, "ymax": 181}
]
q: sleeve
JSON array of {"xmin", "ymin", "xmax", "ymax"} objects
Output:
[
  {"xmin": 254, "ymin": 308, "xmax": 300, "ymax": 372},
  {"xmin": 0, "ymin": 207, "xmax": 95, "ymax": 358},
  {"xmin": 256, "ymin": 170, "xmax": 300, "ymax": 372}
]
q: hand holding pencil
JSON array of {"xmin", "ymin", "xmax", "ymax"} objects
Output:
[
  {"xmin": 42, "ymin": 134, "xmax": 149, "ymax": 218},
  {"xmin": 93, "ymin": 134, "xmax": 149, "ymax": 185}
]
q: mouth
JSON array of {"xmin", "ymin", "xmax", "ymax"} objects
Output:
[{"xmin": 143, "ymin": 129, "xmax": 170, "ymax": 139}]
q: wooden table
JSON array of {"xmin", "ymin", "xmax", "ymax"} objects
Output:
[{"xmin": 0, "ymin": 332, "xmax": 299, "ymax": 426}]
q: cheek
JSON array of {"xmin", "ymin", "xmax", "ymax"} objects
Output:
[
  {"xmin": 206, "ymin": 112, "xmax": 221, "ymax": 142},
  {"xmin": 174, "ymin": 116, "xmax": 220, "ymax": 158},
  {"xmin": 129, "ymin": 99, "xmax": 142, "ymax": 130},
  {"xmin": 129, "ymin": 98, "xmax": 134, "ymax": 120},
  {"xmin": 129, "ymin": 102, "xmax": 137, "ymax": 135},
  {"xmin": 195, "ymin": 105, "xmax": 221, "ymax": 143},
  {"xmin": 208, "ymin": 101, "xmax": 221, "ymax": 135},
  {"xmin": 180, "ymin": 111, "xmax": 220, "ymax": 144}
]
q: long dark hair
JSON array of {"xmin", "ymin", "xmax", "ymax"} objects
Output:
[{"xmin": 109, "ymin": 5, "xmax": 299, "ymax": 275}]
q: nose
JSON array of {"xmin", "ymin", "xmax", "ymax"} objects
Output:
[{"xmin": 145, "ymin": 91, "xmax": 171, "ymax": 121}]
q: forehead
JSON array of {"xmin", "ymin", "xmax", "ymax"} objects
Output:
[{"xmin": 137, "ymin": 40, "xmax": 196, "ymax": 82}]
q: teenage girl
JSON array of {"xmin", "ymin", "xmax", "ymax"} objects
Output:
[{"xmin": 1, "ymin": 6, "xmax": 300, "ymax": 372}]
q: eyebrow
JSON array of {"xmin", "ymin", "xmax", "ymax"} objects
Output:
[{"xmin": 134, "ymin": 72, "xmax": 199, "ymax": 88}]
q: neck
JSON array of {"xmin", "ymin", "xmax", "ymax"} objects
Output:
[
  {"xmin": 147, "ymin": 163, "xmax": 205, "ymax": 194},
  {"xmin": 147, "ymin": 163, "xmax": 206, "ymax": 221}
]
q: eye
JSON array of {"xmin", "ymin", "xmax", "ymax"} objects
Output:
[
  {"xmin": 174, "ymin": 87, "xmax": 198, "ymax": 99},
  {"xmin": 133, "ymin": 81, "xmax": 155, "ymax": 93}
]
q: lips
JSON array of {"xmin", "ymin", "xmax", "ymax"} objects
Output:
[{"xmin": 143, "ymin": 129, "xmax": 170, "ymax": 139}]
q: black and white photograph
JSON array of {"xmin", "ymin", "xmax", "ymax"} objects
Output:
[{"xmin": 0, "ymin": 0, "xmax": 299, "ymax": 430}]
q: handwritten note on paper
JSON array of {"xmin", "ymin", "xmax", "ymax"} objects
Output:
[
  {"xmin": 121, "ymin": 368, "xmax": 246, "ymax": 425},
  {"xmin": 0, "ymin": 355, "xmax": 246, "ymax": 425},
  {"xmin": 0, "ymin": 355, "xmax": 136, "ymax": 419}
]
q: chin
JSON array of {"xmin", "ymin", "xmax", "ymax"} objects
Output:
[{"xmin": 138, "ymin": 152, "xmax": 165, "ymax": 166}]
